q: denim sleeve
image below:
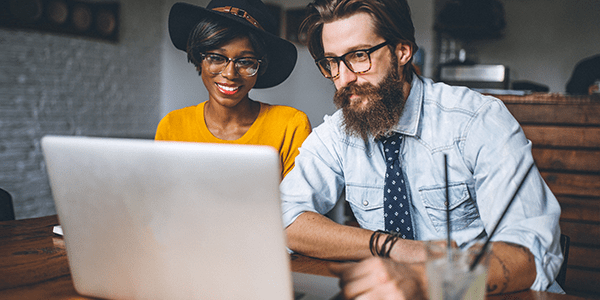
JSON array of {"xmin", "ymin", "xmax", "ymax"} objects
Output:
[
  {"xmin": 461, "ymin": 98, "xmax": 563, "ymax": 291},
  {"xmin": 280, "ymin": 115, "xmax": 346, "ymax": 228}
]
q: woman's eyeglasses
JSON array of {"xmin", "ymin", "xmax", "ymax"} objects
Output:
[
  {"xmin": 201, "ymin": 53, "xmax": 262, "ymax": 77},
  {"xmin": 315, "ymin": 41, "xmax": 389, "ymax": 79}
]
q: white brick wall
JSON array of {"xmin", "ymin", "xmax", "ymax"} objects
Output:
[{"xmin": 0, "ymin": 0, "xmax": 165, "ymax": 219}]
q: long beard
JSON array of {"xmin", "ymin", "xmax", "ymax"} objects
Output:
[{"xmin": 333, "ymin": 62, "xmax": 406, "ymax": 141}]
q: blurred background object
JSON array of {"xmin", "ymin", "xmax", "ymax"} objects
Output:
[
  {"xmin": 566, "ymin": 54, "xmax": 600, "ymax": 95},
  {"xmin": 0, "ymin": 0, "xmax": 120, "ymax": 42}
]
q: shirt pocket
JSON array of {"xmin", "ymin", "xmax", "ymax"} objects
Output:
[
  {"xmin": 345, "ymin": 184, "xmax": 383, "ymax": 229},
  {"xmin": 419, "ymin": 183, "xmax": 479, "ymax": 233}
]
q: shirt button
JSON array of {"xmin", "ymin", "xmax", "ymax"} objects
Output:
[{"xmin": 363, "ymin": 200, "xmax": 369, "ymax": 206}]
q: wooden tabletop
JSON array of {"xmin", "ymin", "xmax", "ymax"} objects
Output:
[{"xmin": 0, "ymin": 215, "xmax": 587, "ymax": 300}]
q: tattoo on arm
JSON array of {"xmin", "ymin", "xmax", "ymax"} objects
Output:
[
  {"xmin": 486, "ymin": 250, "xmax": 509, "ymax": 294},
  {"xmin": 485, "ymin": 242, "xmax": 534, "ymax": 294}
]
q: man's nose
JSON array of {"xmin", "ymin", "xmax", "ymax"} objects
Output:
[{"xmin": 336, "ymin": 60, "xmax": 357, "ymax": 88}]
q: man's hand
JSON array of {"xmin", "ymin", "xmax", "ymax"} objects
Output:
[{"xmin": 329, "ymin": 257, "xmax": 427, "ymax": 300}]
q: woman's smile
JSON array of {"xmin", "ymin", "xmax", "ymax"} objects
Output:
[{"xmin": 216, "ymin": 82, "xmax": 240, "ymax": 95}]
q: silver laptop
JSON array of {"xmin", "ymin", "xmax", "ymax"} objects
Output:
[{"xmin": 42, "ymin": 135, "xmax": 339, "ymax": 300}]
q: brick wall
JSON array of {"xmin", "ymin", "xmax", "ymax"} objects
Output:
[{"xmin": 0, "ymin": 0, "xmax": 165, "ymax": 219}]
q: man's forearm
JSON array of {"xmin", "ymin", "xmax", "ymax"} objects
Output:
[
  {"xmin": 286, "ymin": 211, "xmax": 428, "ymax": 263},
  {"xmin": 286, "ymin": 211, "xmax": 374, "ymax": 261},
  {"xmin": 485, "ymin": 241, "xmax": 536, "ymax": 294}
]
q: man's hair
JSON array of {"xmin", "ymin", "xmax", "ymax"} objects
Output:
[
  {"xmin": 186, "ymin": 14, "xmax": 268, "ymax": 74},
  {"xmin": 301, "ymin": 0, "xmax": 418, "ymax": 81}
]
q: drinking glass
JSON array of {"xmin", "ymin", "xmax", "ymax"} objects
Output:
[{"xmin": 425, "ymin": 241, "xmax": 490, "ymax": 300}]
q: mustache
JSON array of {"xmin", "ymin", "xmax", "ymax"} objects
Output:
[{"xmin": 334, "ymin": 82, "xmax": 378, "ymax": 109}]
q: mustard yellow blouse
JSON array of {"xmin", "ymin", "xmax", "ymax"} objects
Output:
[{"xmin": 155, "ymin": 101, "xmax": 312, "ymax": 178}]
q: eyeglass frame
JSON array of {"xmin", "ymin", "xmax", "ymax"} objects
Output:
[
  {"xmin": 314, "ymin": 41, "xmax": 390, "ymax": 79},
  {"xmin": 200, "ymin": 52, "xmax": 263, "ymax": 77}
]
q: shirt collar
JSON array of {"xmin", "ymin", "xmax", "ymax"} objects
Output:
[{"xmin": 390, "ymin": 74, "xmax": 423, "ymax": 137}]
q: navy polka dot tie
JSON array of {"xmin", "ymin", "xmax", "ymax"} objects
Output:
[{"xmin": 381, "ymin": 133, "xmax": 414, "ymax": 239}]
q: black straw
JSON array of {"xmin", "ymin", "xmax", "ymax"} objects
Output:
[{"xmin": 468, "ymin": 162, "xmax": 535, "ymax": 271}]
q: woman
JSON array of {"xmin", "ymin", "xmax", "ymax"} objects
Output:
[{"xmin": 156, "ymin": 0, "xmax": 311, "ymax": 178}]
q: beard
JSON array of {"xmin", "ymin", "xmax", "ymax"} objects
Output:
[{"xmin": 333, "ymin": 57, "xmax": 406, "ymax": 141}]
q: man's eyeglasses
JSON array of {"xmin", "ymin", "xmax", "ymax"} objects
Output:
[
  {"xmin": 201, "ymin": 53, "xmax": 262, "ymax": 77},
  {"xmin": 315, "ymin": 41, "xmax": 389, "ymax": 79}
]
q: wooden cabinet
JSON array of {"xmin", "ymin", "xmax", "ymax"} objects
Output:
[{"xmin": 495, "ymin": 93, "xmax": 600, "ymax": 298}]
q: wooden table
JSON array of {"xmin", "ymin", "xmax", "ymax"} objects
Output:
[{"xmin": 0, "ymin": 215, "xmax": 587, "ymax": 300}]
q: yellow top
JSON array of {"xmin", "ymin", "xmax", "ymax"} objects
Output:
[{"xmin": 155, "ymin": 101, "xmax": 312, "ymax": 178}]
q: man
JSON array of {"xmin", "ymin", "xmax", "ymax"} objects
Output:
[{"xmin": 280, "ymin": 0, "xmax": 564, "ymax": 296}]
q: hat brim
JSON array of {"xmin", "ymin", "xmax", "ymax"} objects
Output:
[{"xmin": 169, "ymin": 2, "xmax": 297, "ymax": 89}]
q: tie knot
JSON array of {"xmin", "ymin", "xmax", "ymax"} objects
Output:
[{"xmin": 381, "ymin": 133, "xmax": 402, "ymax": 163}]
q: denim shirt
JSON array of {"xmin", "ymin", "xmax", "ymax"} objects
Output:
[{"xmin": 280, "ymin": 75, "xmax": 564, "ymax": 292}]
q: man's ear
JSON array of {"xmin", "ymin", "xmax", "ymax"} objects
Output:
[{"xmin": 395, "ymin": 43, "xmax": 413, "ymax": 66}]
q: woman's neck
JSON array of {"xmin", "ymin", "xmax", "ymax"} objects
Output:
[{"xmin": 204, "ymin": 99, "xmax": 261, "ymax": 140}]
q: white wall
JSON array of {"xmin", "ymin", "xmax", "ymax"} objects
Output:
[
  {"xmin": 468, "ymin": 0, "xmax": 600, "ymax": 93},
  {"xmin": 160, "ymin": 0, "xmax": 436, "ymax": 127},
  {"xmin": 408, "ymin": 0, "xmax": 436, "ymax": 78},
  {"xmin": 161, "ymin": 0, "xmax": 210, "ymax": 126}
]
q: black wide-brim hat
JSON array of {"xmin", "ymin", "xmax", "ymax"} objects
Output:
[{"xmin": 169, "ymin": 0, "xmax": 297, "ymax": 89}]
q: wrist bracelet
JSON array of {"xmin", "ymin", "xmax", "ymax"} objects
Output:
[
  {"xmin": 370, "ymin": 230, "xmax": 401, "ymax": 258},
  {"xmin": 369, "ymin": 230, "xmax": 386, "ymax": 256}
]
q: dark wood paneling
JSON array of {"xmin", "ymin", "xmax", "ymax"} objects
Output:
[
  {"xmin": 541, "ymin": 172, "xmax": 600, "ymax": 198},
  {"xmin": 564, "ymin": 268, "xmax": 600, "ymax": 296},
  {"xmin": 560, "ymin": 221, "xmax": 600, "ymax": 247},
  {"xmin": 567, "ymin": 245, "xmax": 600, "ymax": 270},
  {"xmin": 505, "ymin": 103, "xmax": 600, "ymax": 126},
  {"xmin": 523, "ymin": 126, "xmax": 600, "ymax": 148},
  {"xmin": 560, "ymin": 223, "xmax": 600, "ymax": 297},
  {"xmin": 558, "ymin": 195, "xmax": 600, "ymax": 223},
  {"xmin": 532, "ymin": 148, "xmax": 600, "ymax": 172}
]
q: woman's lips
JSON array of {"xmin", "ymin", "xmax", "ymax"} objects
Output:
[{"xmin": 217, "ymin": 83, "xmax": 239, "ymax": 95}]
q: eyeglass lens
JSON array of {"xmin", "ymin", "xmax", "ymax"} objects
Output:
[
  {"xmin": 316, "ymin": 41, "xmax": 388, "ymax": 79},
  {"xmin": 203, "ymin": 53, "xmax": 261, "ymax": 77},
  {"xmin": 317, "ymin": 52, "xmax": 371, "ymax": 79}
]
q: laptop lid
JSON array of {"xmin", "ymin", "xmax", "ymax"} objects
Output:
[{"xmin": 42, "ymin": 135, "xmax": 292, "ymax": 300}]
